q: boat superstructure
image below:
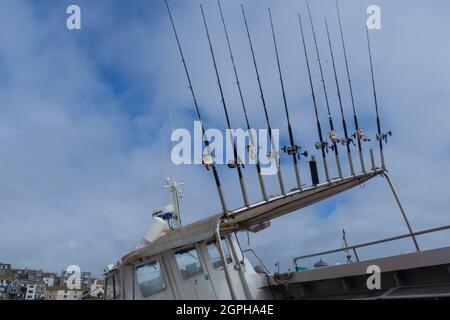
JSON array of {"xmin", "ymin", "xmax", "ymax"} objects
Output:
[{"xmin": 103, "ymin": 0, "xmax": 450, "ymax": 300}]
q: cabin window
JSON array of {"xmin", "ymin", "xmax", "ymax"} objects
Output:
[
  {"xmin": 175, "ymin": 247, "xmax": 203, "ymax": 280},
  {"xmin": 207, "ymin": 240, "xmax": 233, "ymax": 268},
  {"xmin": 135, "ymin": 261, "xmax": 167, "ymax": 298}
]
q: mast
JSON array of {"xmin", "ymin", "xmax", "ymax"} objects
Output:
[
  {"xmin": 366, "ymin": 26, "xmax": 391, "ymax": 169},
  {"xmin": 164, "ymin": 0, "xmax": 229, "ymax": 214},
  {"xmin": 305, "ymin": 0, "xmax": 343, "ymax": 179},
  {"xmin": 298, "ymin": 13, "xmax": 330, "ymax": 183},
  {"xmin": 336, "ymin": 0, "xmax": 368, "ymax": 173},
  {"xmin": 324, "ymin": 17, "xmax": 355, "ymax": 176},
  {"xmin": 241, "ymin": 4, "xmax": 286, "ymax": 195},
  {"xmin": 164, "ymin": 177, "xmax": 183, "ymax": 228},
  {"xmin": 217, "ymin": 0, "xmax": 268, "ymax": 201},
  {"xmin": 268, "ymin": 7, "xmax": 303, "ymax": 191},
  {"xmin": 199, "ymin": 4, "xmax": 249, "ymax": 208}
]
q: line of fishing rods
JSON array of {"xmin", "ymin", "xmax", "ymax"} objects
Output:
[{"xmin": 164, "ymin": 0, "xmax": 391, "ymax": 216}]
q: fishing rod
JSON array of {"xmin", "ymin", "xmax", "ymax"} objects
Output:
[
  {"xmin": 335, "ymin": 0, "xmax": 370, "ymax": 173},
  {"xmin": 305, "ymin": 1, "xmax": 343, "ymax": 180},
  {"xmin": 217, "ymin": 0, "xmax": 268, "ymax": 201},
  {"xmin": 324, "ymin": 17, "xmax": 355, "ymax": 176},
  {"xmin": 241, "ymin": 4, "xmax": 286, "ymax": 195},
  {"xmin": 164, "ymin": 0, "xmax": 229, "ymax": 214},
  {"xmin": 366, "ymin": 26, "xmax": 391, "ymax": 169},
  {"xmin": 298, "ymin": 13, "xmax": 330, "ymax": 183},
  {"xmin": 200, "ymin": 4, "xmax": 250, "ymax": 208},
  {"xmin": 268, "ymin": 8, "xmax": 306, "ymax": 191}
]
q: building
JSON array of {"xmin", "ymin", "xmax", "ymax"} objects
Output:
[
  {"xmin": 0, "ymin": 263, "xmax": 11, "ymax": 275},
  {"xmin": 0, "ymin": 272, "xmax": 14, "ymax": 300},
  {"xmin": 6, "ymin": 279, "xmax": 27, "ymax": 300},
  {"xmin": 89, "ymin": 279, "xmax": 104, "ymax": 299},
  {"xmin": 44, "ymin": 285, "xmax": 83, "ymax": 300},
  {"xmin": 43, "ymin": 272, "xmax": 58, "ymax": 287},
  {"xmin": 13, "ymin": 268, "xmax": 44, "ymax": 282},
  {"xmin": 25, "ymin": 282, "xmax": 46, "ymax": 300},
  {"xmin": 60, "ymin": 270, "xmax": 91, "ymax": 291}
]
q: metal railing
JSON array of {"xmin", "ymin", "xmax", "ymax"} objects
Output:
[{"xmin": 293, "ymin": 224, "xmax": 450, "ymax": 268}]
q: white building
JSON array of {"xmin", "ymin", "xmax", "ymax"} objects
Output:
[
  {"xmin": 25, "ymin": 283, "xmax": 45, "ymax": 300},
  {"xmin": 43, "ymin": 273, "xmax": 57, "ymax": 287},
  {"xmin": 44, "ymin": 285, "xmax": 83, "ymax": 300}
]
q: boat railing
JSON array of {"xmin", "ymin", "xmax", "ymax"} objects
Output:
[{"xmin": 293, "ymin": 224, "xmax": 450, "ymax": 269}]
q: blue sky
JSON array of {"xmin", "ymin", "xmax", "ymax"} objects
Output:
[{"xmin": 1, "ymin": 0, "xmax": 450, "ymax": 276}]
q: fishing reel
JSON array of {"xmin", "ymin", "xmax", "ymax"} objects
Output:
[
  {"xmin": 340, "ymin": 137, "xmax": 355, "ymax": 147},
  {"xmin": 329, "ymin": 130, "xmax": 340, "ymax": 144},
  {"xmin": 282, "ymin": 145, "xmax": 308, "ymax": 160},
  {"xmin": 376, "ymin": 130, "xmax": 392, "ymax": 143},
  {"xmin": 327, "ymin": 131, "xmax": 341, "ymax": 152},
  {"xmin": 352, "ymin": 128, "xmax": 371, "ymax": 142},
  {"xmin": 266, "ymin": 150, "xmax": 280, "ymax": 162},
  {"xmin": 202, "ymin": 154, "xmax": 215, "ymax": 171},
  {"xmin": 227, "ymin": 160, "xmax": 243, "ymax": 169},
  {"xmin": 315, "ymin": 140, "xmax": 329, "ymax": 153}
]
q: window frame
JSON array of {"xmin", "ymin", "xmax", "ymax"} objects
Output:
[
  {"xmin": 206, "ymin": 239, "xmax": 233, "ymax": 269},
  {"xmin": 134, "ymin": 259, "xmax": 167, "ymax": 299},
  {"xmin": 174, "ymin": 245, "xmax": 204, "ymax": 281}
]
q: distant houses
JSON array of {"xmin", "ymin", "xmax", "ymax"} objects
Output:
[
  {"xmin": 44, "ymin": 285, "xmax": 83, "ymax": 300},
  {"xmin": 0, "ymin": 262, "xmax": 103, "ymax": 300}
]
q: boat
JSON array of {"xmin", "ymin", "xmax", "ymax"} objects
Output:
[{"xmin": 103, "ymin": 1, "xmax": 450, "ymax": 300}]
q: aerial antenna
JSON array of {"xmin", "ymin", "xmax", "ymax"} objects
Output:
[
  {"xmin": 298, "ymin": 13, "xmax": 330, "ymax": 183},
  {"xmin": 164, "ymin": 0, "xmax": 229, "ymax": 215},
  {"xmin": 217, "ymin": 0, "xmax": 268, "ymax": 201},
  {"xmin": 200, "ymin": 4, "xmax": 250, "ymax": 208},
  {"xmin": 341, "ymin": 229, "xmax": 352, "ymax": 263},
  {"xmin": 160, "ymin": 126, "xmax": 169, "ymax": 178},
  {"xmin": 268, "ymin": 7, "xmax": 307, "ymax": 191},
  {"xmin": 336, "ymin": 0, "xmax": 369, "ymax": 173},
  {"xmin": 366, "ymin": 26, "xmax": 391, "ymax": 169},
  {"xmin": 241, "ymin": 4, "xmax": 286, "ymax": 195},
  {"xmin": 306, "ymin": 1, "xmax": 344, "ymax": 180},
  {"xmin": 168, "ymin": 104, "xmax": 182, "ymax": 182},
  {"xmin": 324, "ymin": 17, "xmax": 355, "ymax": 176}
]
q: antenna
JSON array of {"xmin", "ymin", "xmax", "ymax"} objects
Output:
[
  {"xmin": 199, "ymin": 4, "xmax": 250, "ymax": 208},
  {"xmin": 169, "ymin": 104, "xmax": 182, "ymax": 182},
  {"xmin": 324, "ymin": 17, "xmax": 355, "ymax": 176},
  {"xmin": 217, "ymin": 0, "xmax": 268, "ymax": 201},
  {"xmin": 160, "ymin": 126, "xmax": 169, "ymax": 178},
  {"xmin": 336, "ymin": 0, "xmax": 369, "ymax": 173},
  {"xmin": 164, "ymin": 0, "xmax": 229, "ymax": 215},
  {"xmin": 268, "ymin": 7, "xmax": 306, "ymax": 191},
  {"xmin": 341, "ymin": 229, "xmax": 352, "ymax": 263},
  {"xmin": 305, "ymin": 0, "xmax": 343, "ymax": 180},
  {"xmin": 298, "ymin": 13, "xmax": 330, "ymax": 183},
  {"xmin": 366, "ymin": 26, "xmax": 391, "ymax": 169},
  {"xmin": 241, "ymin": 4, "xmax": 286, "ymax": 195}
]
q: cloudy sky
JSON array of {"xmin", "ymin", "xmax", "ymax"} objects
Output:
[{"xmin": 1, "ymin": 0, "xmax": 449, "ymax": 276}]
